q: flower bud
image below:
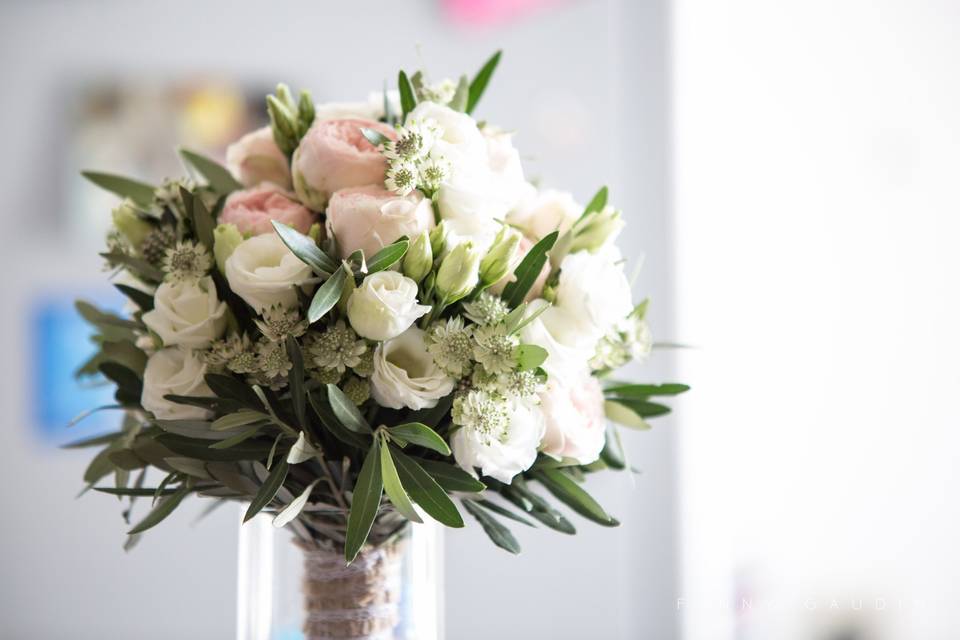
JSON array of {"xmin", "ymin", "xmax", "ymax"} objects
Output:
[
  {"xmin": 429, "ymin": 220, "xmax": 447, "ymax": 257},
  {"xmin": 213, "ymin": 223, "xmax": 244, "ymax": 273},
  {"xmin": 569, "ymin": 205, "xmax": 624, "ymax": 253},
  {"xmin": 402, "ymin": 231, "xmax": 433, "ymax": 283},
  {"xmin": 112, "ymin": 201, "xmax": 152, "ymax": 248},
  {"xmin": 436, "ymin": 241, "xmax": 481, "ymax": 302},
  {"xmin": 479, "ymin": 227, "xmax": 521, "ymax": 287},
  {"xmin": 267, "ymin": 95, "xmax": 299, "ymax": 156}
]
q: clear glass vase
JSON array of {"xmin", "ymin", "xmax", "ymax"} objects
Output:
[{"xmin": 236, "ymin": 510, "xmax": 443, "ymax": 640}]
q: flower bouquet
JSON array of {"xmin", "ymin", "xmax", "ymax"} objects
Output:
[{"xmin": 71, "ymin": 51, "xmax": 688, "ymax": 638}]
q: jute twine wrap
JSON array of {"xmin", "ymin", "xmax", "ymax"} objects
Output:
[{"xmin": 297, "ymin": 539, "xmax": 405, "ymax": 640}]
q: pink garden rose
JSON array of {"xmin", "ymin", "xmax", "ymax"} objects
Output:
[
  {"xmin": 220, "ymin": 184, "xmax": 315, "ymax": 236},
  {"xmin": 291, "ymin": 119, "xmax": 396, "ymax": 210},
  {"xmin": 538, "ymin": 372, "xmax": 607, "ymax": 464},
  {"xmin": 225, "ymin": 126, "xmax": 291, "ymax": 189},
  {"xmin": 327, "ymin": 185, "xmax": 434, "ymax": 260},
  {"xmin": 488, "ymin": 236, "xmax": 550, "ymax": 301}
]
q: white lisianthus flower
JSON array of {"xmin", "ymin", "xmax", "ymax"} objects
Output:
[
  {"xmin": 538, "ymin": 371, "xmax": 607, "ymax": 465},
  {"xmin": 407, "ymin": 102, "xmax": 487, "ymax": 164},
  {"xmin": 547, "ymin": 251, "xmax": 634, "ymax": 350},
  {"xmin": 141, "ymin": 347, "xmax": 214, "ymax": 420},
  {"xmin": 451, "ymin": 391, "xmax": 545, "ymax": 483},
  {"xmin": 519, "ymin": 299, "xmax": 594, "ymax": 378},
  {"xmin": 347, "ymin": 271, "xmax": 430, "ymax": 341},
  {"xmin": 142, "ymin": 276, "xmax": 228, "ymax": 349},
  {"xmin": 224, "ymin": 234, "xmax": 314, "ymax": 313},
  {"xmin": 406, "ymin": 103, "xmax": 526, "ymax": 247},
  {"xmin": 370, "ymin": 327, "xmax": 454, "ymax": 410},
  {"xmin": 507, "ymin": 188, "xmax": 582, "ymax": 241}
]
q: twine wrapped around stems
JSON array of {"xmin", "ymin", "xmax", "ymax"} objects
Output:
[{"xmin": 297, "ymin": 538, "xmax": 405, "ymax": 640}]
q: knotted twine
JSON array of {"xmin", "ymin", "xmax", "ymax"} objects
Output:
[{"xmin": 297, "ymin": 538, "xmax": 405, "ymax": 640}]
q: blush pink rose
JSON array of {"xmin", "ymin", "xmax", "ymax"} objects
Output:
[
  {"xmin": 538, "ymin": 372, "xmax": 607, "ymax": 464},
  {"xmin": 225, "ymin": 126, "xmax": 291, "ymax": 189},
  {"xmin": 488, "ymin": 236, "xmax": 550, "ymax": 301},
  {"xmin": 327, "ymin": 185, "xmax": 434, "ymax": 260},
  {"xmin": 291, "ymin": 119, "xmax": 396, "ymax": 210},
  {"xmin": 219, "ymin": 184, "xmax": 315, "ymax": 236}
]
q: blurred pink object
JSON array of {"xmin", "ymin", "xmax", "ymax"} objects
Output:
[
  {"xmin": 443, "ymin": 0, "xmax": 566, "ymax": 25},
  {"xmin": 220, "ymin": 184, "xmax": 315, "ymax": 236}
]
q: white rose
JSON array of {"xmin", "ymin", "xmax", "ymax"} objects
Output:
[
  {"xmin": 507, "ymin": 189, "xmax": 582, "ymax": 241},
  {"xmin": 346, "ymin": 271, "xmax": 430, "ymax": 341},
  {"xmin": 142, "ymin": 276, "xmax": 228, "ymax": 348},
  {"xmin": 451, "ymin": 394, "xmax": 545, "ymax": 484},
  {"xmin": 538, "ymin": 371, "xmax": 607, "ymax": 465},
  {"xmin": 141, "ymin": 347, "xmax": 214, "ymax": 420},
  {"xmin": 370, "ymin": 327, "xmax": 454, "ymax": 410},
  {"xmin": 547, "ymin": 251, "xmax": 633, "ymax": 349},
  {"xmin": 224, "ymin": 233, "xmax": 314, "ymax": 312}
]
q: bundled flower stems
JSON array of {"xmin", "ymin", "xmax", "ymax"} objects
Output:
[{"xmin": 71, "ymin": 51, "xmax": 689, "ymax": 634}]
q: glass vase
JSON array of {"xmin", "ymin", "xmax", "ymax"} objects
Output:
[{"xmin": 236, "ymin": 510, "xmax": 443, "ymax": 640}]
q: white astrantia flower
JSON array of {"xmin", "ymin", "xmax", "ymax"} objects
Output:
[
  {"xmin": 591, "ymin": 315, "xmax": 653, "ymax": 371},
  {"xmin": 163, "ymin": 241, "xmax": 212, "ymax": 284},
  {"xmin": 256, "ymin": 338, "xmax": 292, "ymax": 382},
  {"xmin": 370, "ymin": 327, "xmax": 454, "ymax": 410},
  {"xmin": 255, "ymin": 304, "xmax": 308, "ymax": 342},
  {"xmin": 205, "ymin": 333, "xmax": 257, "ymax": 374},
  {"xmin": 306, "ymin": 320, "xmax": 367, "ymax": 373},
  {"xmin": 471, "ymin": 324, "xmax": 519, "ymax": 375},
  {"xmin": 470, "ymin": 366, "xmax": 542, "ymax": 402},
  {"xmin": 462, "ymin": 292, "xmax": 509, "ymax": 326},
  {"xmin": 385, "ymin": 161, "xmax": 418, "ymax": 196},
  {"xmin": 346, "ymin": 271, "xmax": 430, "ymax": 341},
  {"xmin": 385, "ymin": 119, "xmax": 440, "ymax": 162},
  {"xmin": 451, "ymin": 390, "xmax": 545, "ymax": 483},
  {"xmin": 225, "ymin": 233, "xmax": 314, "ymax": 312},
  {"xmin": 496, "ymin": 369, "xmax": 543, "ymax": 401},
  {"xmin": 142, "ymin": 275, "xmax": 227, "ymax": 349},
  {"xmin": 417, "ymin": 78, "xmax": 457, "ymax": 104},
  {"xmin": 418, "ymin": 155, "xmax": 451, "ymax": 194},
  {"xmin": 141, "ymin": 347, "xmax": 214, "ymax": 420},
  {"xmin": 425, "ymin": 316, "xmax": 474, "ymax": 377}
]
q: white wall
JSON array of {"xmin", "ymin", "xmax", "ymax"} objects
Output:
[
  {"xmin": 672, "ymin": 1, "xmax": 960, "ymax": 638},
  {"xmin": 0, "ymin": 1, "xmax": 676, "ymax": 638}
]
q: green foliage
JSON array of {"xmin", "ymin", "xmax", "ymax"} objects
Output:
[
  {"xmin": 467, "ymin": 50, "xmax": 502, "ymax": 114},
  {"xmin": 308, "ymin": 266, "xmax": 346, "ymax": 323},
  {"xmin": 398, "ymin": 71, "xmax": 417, "ymax": 121},
  {"xmin": 463, "ymin": 499, "xmax": 520, "ymax": 554},
  {"xmin": 345, "ymin": 439, "xmax": 384, "ymax": 563},
  {"xmin": 386, "ymin": 423, "xmax": 450, "ymax": 455},
  {"xmin": 81, "ymin": 171, "xmax": 155, "ymax": 207},
  {"xmin": 271, "ymin": 220, "xmax": 338, "ymax": 276},
  {"xmin": 380, "ymin": 439, "xmax": 422, "ymax": 523},
  {"xmin": 501, "ymin": 231, "xmax": 558, "ymax": 308},
  {"xmin": 178, "ymin": 148, "xmax": 242, "ymax": 195}
]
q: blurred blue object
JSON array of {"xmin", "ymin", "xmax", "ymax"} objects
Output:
[{"xmin": 31, "ymin": 290, "xmax": 125, "ymax": 445}]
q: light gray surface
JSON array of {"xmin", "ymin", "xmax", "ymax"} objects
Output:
[{"xmin": 0, "ymin": 1, "xmax": 676, "ymax": 638}]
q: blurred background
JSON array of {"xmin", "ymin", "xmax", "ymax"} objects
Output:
[{"xmin": 0, "ymin": 0, "xmax": 957, "ymax": 638}]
